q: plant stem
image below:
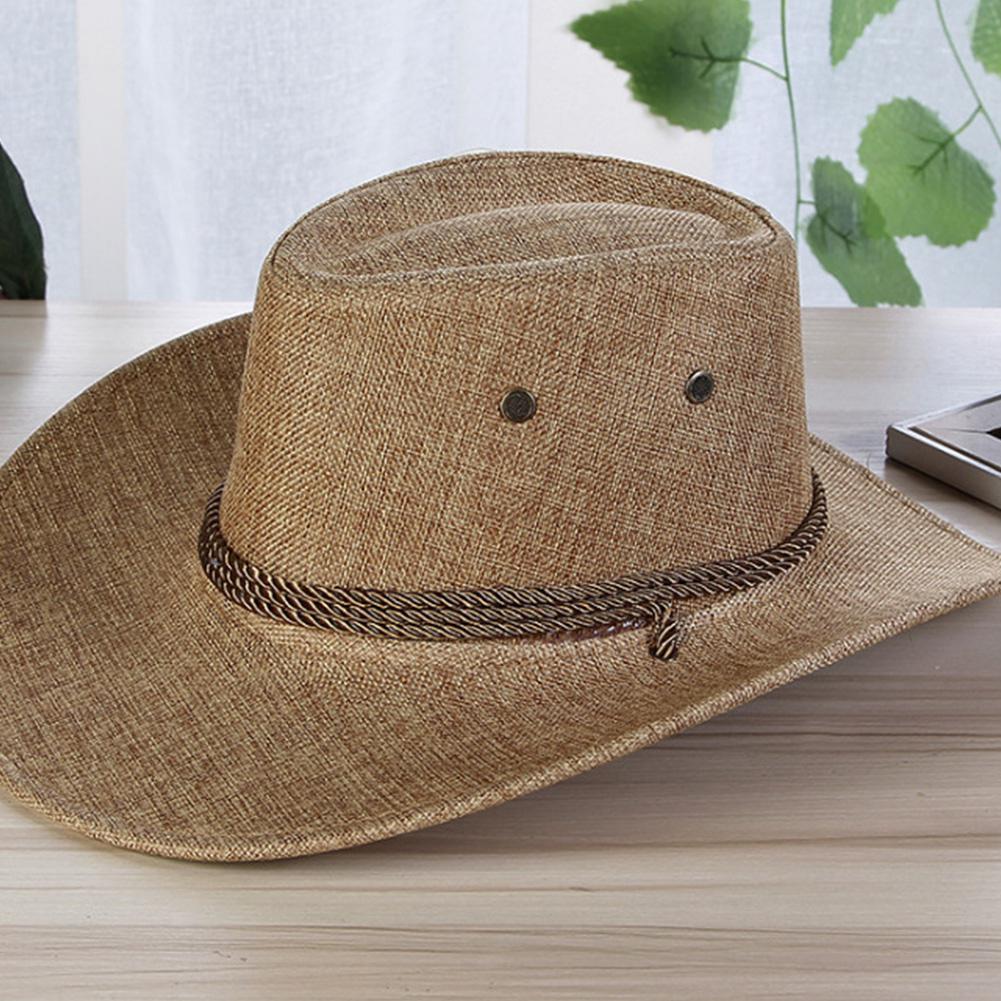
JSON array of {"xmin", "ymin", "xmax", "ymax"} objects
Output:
[
  {"xmin": 934, "ymin": 0, "xmax": 1001, "ymax": 154},
  {"xmin": 779, "ymin": 0, "xmax": 803, "ymax": 243},
  {"xmin": 955, "ymin": 104, "xmax": 984, "ymax": 139},
  {"xmin": 668, "ymin": 46, "xmax": 785, "ymax": 82},
  {"xmin": 913, "ymin": 105, "xmax": 983, "ymax": 174},
  {"xmin": 740, "ymin": 56, "xmax": 786, "ymax": 81}
]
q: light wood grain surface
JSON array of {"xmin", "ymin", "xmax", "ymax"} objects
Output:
[{"xmin": 1, "ymin": 303, "xmax": 1000, "ymax": 1000}]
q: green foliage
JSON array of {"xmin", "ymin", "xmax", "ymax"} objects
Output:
[
  {"xmin": 0, "ymin": 138, "xmax": 45, "ymax": 299},
  {"xmin": 858, "ymin": 98, "xmax": 996, "ymax": 246},
  {"xmin": 829, "ymin": 0, "xmax": 900, "ymax": 65},
  {"xmin": 973, "ymin": 0, "xmax": 1001, "ymax": 77},
  {"xmin": 570, "ymin": 0, "xmax": 752, "ymax": 132},
  {"xmin": 571, "ymin": 0, "xmax": 1000, "ymax": 305},
  {"xmin": 806, "ymin": 158, "xmax": 921, "ymax": 306}
]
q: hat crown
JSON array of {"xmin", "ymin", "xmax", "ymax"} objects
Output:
[{"xmin": 219, "ymin": 153, "xmax": 811, "ymax": 591}]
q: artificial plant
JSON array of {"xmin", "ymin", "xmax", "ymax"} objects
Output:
[{"xmin": 572, "ymin": 0, "xmax": 1001, "ymax": 306}]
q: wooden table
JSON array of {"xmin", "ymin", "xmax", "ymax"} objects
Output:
[{"xmin": 1, "ymin": 303, "xmax": 1000, "ymax": 1000}]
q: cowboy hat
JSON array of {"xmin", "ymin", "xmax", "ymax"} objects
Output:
[{"xmin": 2, "ymin": 151, "xmax": 999, "ymax": 861}]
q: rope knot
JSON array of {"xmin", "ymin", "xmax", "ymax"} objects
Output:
[{"xmin": 647, "ymin": 601, "xmax": 682, "ymax": 661}]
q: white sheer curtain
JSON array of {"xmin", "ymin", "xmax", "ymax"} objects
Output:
[
  {"xmin": 125, "ymin": 0, "xmax": 530, "ymax": 300},
  {"xmin": 0, "ymin": 0, "xmax": 529, "ymax": 300}
]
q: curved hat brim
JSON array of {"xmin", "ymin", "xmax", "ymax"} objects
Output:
[{"xmin": 1, "ymin": 316, "xmax": 1000, "ymax": 862}]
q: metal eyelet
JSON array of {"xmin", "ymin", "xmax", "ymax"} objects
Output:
[
  {"xmin": 684, "ymin": 370, "xmax": 715, "ymax": 404},
  {"xmin": 500, "ymin": 387, "xmax": 537, "ymax": 423}
]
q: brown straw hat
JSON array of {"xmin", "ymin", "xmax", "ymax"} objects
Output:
[{"xmin": 2, "ymin": 152, "xmax": 1000, "ymax": 862}]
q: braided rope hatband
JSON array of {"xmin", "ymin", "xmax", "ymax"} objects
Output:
[{"xmin": 198, "ymin": 471, "xmax": 827, "ymax": 662}]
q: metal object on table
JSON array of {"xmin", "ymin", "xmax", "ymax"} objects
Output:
[{"xmin": 886, "ymin": 393, "xmax": 1001, "ymax": 511}]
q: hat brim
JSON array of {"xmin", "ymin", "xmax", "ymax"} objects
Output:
[{"xmin": 2, "ymin": 315, "xmax": 1000, "ymax": 862}]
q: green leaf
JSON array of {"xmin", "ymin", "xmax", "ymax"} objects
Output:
[
  {"xmin": 973, "ymin": 0, "xmax": 1001, "ymax": 77},
  {"xmin": 570, "ymin": 0, "xmax": 752, "ymax": 132},
  {"xmin": 0, "ymin": 138, "xmax": 46, "ymax": 299},
  {"xmin": 858, "ymin": 98, "xmax": 996, "ymax": 246},
  {"xmin": 806, "ymin": 158, "xmax": 921, "ymax": 307},
  {"xmin": 829, "ymin": 0, "xmax": 900, "ymax": 65}
]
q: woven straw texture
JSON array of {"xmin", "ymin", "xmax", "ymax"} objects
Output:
[
  {"xmin": 222, "ymin": 153, "xmax": 811, "ymax": 590},
  {"xmin": 1, "ymin": 152, "xmax": 1001, "ymax": 862}
]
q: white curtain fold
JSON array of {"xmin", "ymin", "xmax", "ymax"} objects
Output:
[
  {"xmin": 1, "ymin": 0, "xmax": 529, "ymax": 301},
  {"xmin": 124, "ymin": 0, "xmax": 530, "ymax": 300}
]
